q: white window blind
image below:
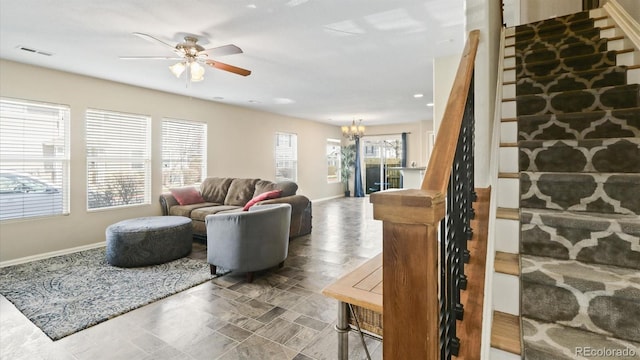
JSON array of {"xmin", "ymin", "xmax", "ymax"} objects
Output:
[
  {"xmin": 162, "ymin": 118, "xmax": 207, "ymax": 191},
  {"xmin": 0, "ymin": 98, "xmax": 70, "ymax": 221},
  {"xmin": 275, "ymin": 132, "xmax": 297, "ymax": 182},
  {"xmin": 86, "ymin": 109, "xmax": 150, "ymax": 210}
]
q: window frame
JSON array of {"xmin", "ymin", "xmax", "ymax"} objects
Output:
[
  {"xmin": 0, "ymin": 97, "xmax": 70, "ymax": 221},
  {"xmin": 85, "ymin": 108, "xmax": 151, "ymax": 211},
  {"xmin": 274, "ymin": 132, "xmax": 298, "ymax": 182},
  {"xmin": 161, "ymin": 118, "xmax": 207, "ymax": 192},
  {"xmin": 326, "ymin": 138, "xmax": 341, "ymax": 184}
]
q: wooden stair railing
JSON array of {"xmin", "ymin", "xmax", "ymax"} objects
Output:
[{"xmin": 370, "ymin": 29, "xmax": 480, "ymax": 360}]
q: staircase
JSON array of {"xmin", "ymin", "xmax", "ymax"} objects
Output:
[{"xmin": 493, "ymin": 7, "xmax": 640, "ymax": 360}]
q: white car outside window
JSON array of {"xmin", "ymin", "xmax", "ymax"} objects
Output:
[{"xmin": 0, "ymin": 172, "xmax": 63, "ymax": 220}]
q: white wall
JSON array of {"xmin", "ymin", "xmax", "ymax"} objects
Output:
[
  {"xmin": 521, "ymin": 0, "xmax": 582, "ymax": 24},
  {"xmin": 616, "ymin": 0, "xmax": 640, "ymax": 22},
  {"xmin": 502, "ymin": 0, "xmax": 522, "ymax": 27},
  {"xmin": 0, "ymin": 60, "xmax": 345, "ymax": 262},
  {"xmin": 433, "ymin": 54, "xmax": 461, "ymax": 137},
  {"xmin": 466, "ymin": 0, "xmax": 503, "ymax": 188}
]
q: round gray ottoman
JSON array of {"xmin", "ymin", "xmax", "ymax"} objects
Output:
[{"xmin": 106, "ymin": 216, "xmax": 193, "ymax": 267}]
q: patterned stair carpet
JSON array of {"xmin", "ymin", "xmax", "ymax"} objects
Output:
[{"xmin": 514, "ymin": 9, "xmax": 640, "ymax": 359}]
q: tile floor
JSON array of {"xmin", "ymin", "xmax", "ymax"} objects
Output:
[{"xmin": 0, "ymin": 197, "xmax": 384, "ymax": 360}]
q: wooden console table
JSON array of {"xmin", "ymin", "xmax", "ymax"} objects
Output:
[{"xmin": 321, "ymin": 253, "xmax": 383, "ymax": 359}]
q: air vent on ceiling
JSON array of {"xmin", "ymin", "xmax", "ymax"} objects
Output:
[{"xmin": 16, "ymin": 45, "xmax": 53, "ymax": 56}]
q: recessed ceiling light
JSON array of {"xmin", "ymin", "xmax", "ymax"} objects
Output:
[
  {"xmin": 413, "ymin": 93, "xmax": 424, "ymax": 98},
  {"xmin": 248, "ymin": 99, "xmax": 260, "ymax": 104},
  {"xmin": 212, "ymin": 96, "xmax": 224, "ymax": 100},
  {"xmin": 246, "ymin": 4, "xmax": 257, "ymax": 9},
  {"xmin": 426, "ymin": 103, "xmax": 434, "ymax": 107},
  {"xmin": 274, "ymin": 98, "xmax": 295, "ymax": 104},
  {"xmin": 286, "ymin": 0, "xmax": 309, "ymax": 6}
]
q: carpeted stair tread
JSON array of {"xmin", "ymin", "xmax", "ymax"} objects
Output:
[
  {"xmin": 519, "ymin": 137, "xmax": 640, "ymax": 173},
  {"xmin": 515, "ymin": 27, "xmax": 601, "ymax": 52},
  {"xmin": 522, "ymin": 317, "xmax": 640, "ymax": 359},
  {"xmin": 520, "ymin": 208, "xmax": 640, "ymax": 269},
  {"xmin": 517, "ymin": 108, "xmax": 640, "ymax": 140},
  {"xmin": 522, "ymin": 208, "xmax": 640, "ymax": 233},
  {"xmin": 517, "ymin": 84, "xmax": 640, "ymax": 116},
  {"xmin": 516, "ymin": 66, "xmax": 627, "ymax": 95},
  {"xmin": 521, "ymin": 255, "xmax": 640, "ymax": 342},
  {"xmin": 516, "ymin": 38, "xmax": 610, "ymax": 64},
  {"xmin": 516, "ymin": 50, "xmax": 617, "ymax": 78},
  {"xmin": 515, "ymin": 11, "xmax": 590, "ymax": 34},
  {"xmin": 520, "ymin": 171, "xmax": 640, "ymax": 215},
  {"xmin": 515, "ymin": 30, "xmax": 603, "ymax": 55},
  {"xmin": 515, "ymin": 24, "xmax": 601, "ymax": 45},
  {"xmin": 515, "ymin": 18, "xmax": 596, "ymax": 43}
]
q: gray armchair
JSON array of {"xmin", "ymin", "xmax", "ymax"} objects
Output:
[{"xmin": 205, "ymin": 203, "xmax": 292, "ymax": 283}]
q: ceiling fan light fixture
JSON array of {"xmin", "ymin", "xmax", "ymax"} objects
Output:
[
  {"xmin": 169, "ymin": 62, "xmax": 186, "ymax": 78},
  {"xmin": 190, "ymin": 62, "xmax": 205, "ymax": 82}
]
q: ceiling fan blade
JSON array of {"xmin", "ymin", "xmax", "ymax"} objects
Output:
[
  {"xmin": 206, "ymin": 60, "xmax": 251, "ymax": 76},
  {"xmin": 120, "ymin": 56, "xmax": 183, "ymax": 60},
  {"xmin": 203, "ymin": 44, "xmax": 243, "ymax": 57},
  {"xmin": 132, "ymin": 32, "xmax": 181, "ymax": 55}
]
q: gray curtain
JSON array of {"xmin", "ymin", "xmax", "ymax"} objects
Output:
[
  {"xmin": 354, "ymin": 137, "xmax": 364, "ymax": 197},
  {"xmin": 401, "ymin": 132, "xmax": 407, "ymax": 167},
  {"xmin": 401, "ymin": 132, "xmax": 407, "ymax": 188}
]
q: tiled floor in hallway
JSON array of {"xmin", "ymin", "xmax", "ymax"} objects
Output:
[{"xmin": 0, "ymin": 197, "xmax": 384, "ymax": 360}]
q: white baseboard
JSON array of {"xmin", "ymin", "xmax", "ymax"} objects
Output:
[
  {"xmin": 0, "ymin": 242, "xmax": 106, "ymax": 268},
  {"xmin": 312, "ymin": 194, "xmax": 350, "ymax": 202}
]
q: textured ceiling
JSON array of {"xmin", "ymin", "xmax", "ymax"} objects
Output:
[{"xmin": 0, "ymin": 0, "xmax": 465, "ymax": 126}]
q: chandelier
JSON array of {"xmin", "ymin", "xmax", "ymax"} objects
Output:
[{"xmin": 342, "ymin": 119, "xmax": 365, "ymax": 141}]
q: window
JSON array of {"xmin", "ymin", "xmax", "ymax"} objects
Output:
[
  {"xmin": 327, "ymin": 139, "xmax": 341, "ymax": 183},
  {"xmin": 275, "ymin": 132, "xmax": 297, "ymax": 182},
  {"xmin": 162, "ymin": 118, "xmax": 207, "ymax": 191},
  {"xmin": 86, "ymin": 109, "xmax": 150, "ymax": 210},
  {"xmin": 0, "ymin": 98, "xmax": 69, "ymax": 220}
]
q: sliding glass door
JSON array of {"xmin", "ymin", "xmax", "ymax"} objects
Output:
[{"xmin": 362, "ymin": 135, "xmax": 404, "ymax": 194}]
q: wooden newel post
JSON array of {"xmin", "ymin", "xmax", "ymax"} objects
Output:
[{"xmin": 370, "ymin": 188, "xmax": 446, "ymax": 360}]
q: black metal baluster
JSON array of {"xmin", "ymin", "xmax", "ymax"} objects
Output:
[
  {"xmin": 448, "ymin": 178, "xmax": 460, "ymax": 357},
  {"xmin": 440, "ymin": 217, "xmax": 450, "ymax": 360},
  {"xmin": 438, "ymin": 72, "xmax": 475, "ymax": 360}
]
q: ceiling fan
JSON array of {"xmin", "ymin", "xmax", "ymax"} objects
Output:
[{"xmin": 120, "ymin": 32, "xmax": 251, "ymax": 83}]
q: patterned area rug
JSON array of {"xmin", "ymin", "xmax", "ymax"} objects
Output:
[{"xmin": 0, "ymin": 247, "xmax": 216, "ymax": 340}]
